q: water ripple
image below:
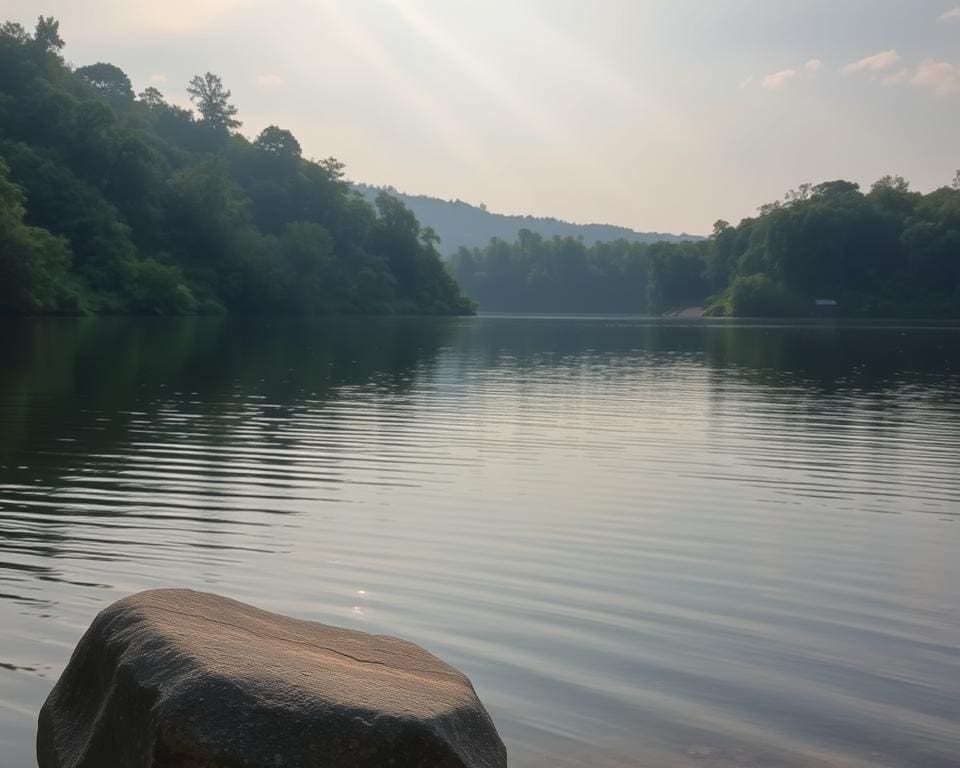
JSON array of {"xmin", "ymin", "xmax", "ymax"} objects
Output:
[{"xmin": 0, "ymin": 317, "xmax": 959, "ymax": 768}]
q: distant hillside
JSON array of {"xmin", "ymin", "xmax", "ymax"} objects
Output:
[{"xmin": 355, "ymin": 184, "xmax": 701, "ymax": 253}]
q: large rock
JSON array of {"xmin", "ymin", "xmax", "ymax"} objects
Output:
[{"xmin": 38, "ymin": 589, "xmax": 507, "ymax": 768}]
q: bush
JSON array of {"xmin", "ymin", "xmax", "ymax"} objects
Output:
[
  {"xmin": 728, "ymin": 274, "xmax": 808, "ymax": 318},
  {"xmin": 127, "ymin": 258, "xmax": 197, "ymax": 315}
]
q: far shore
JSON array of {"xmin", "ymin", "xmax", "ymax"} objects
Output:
[{"xmin": 663, "ymin": 306, "xmax": 706, "ymax": 318}]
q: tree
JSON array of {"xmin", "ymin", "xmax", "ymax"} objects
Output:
[
  {"xmin": 128, "ymin": 257, "xmax": 197, "ymax": 314},
  {"xmin": 705, "ymin": 220, "xmax": 736, "ymax": 291},
  {"xmin": 186, "ymin": 72, "xmax": 240, "ymax": 131},
  {"xmin": 320, "ymin": 157, "xmax": 346, "ymax": 181},
  {"xmin": 868, "ymin": 174, "xmax": 919, "ymax": 222},
  {"xmin": 34, "ymin": 16, "xmax": 63, "ymax": 53},
  {"xmin": 0, "ymin": 159, "xmax": 75, "ymax": 313},
  {"xmin": 728, "ymin": 274, "xmax": 804, "ymax": 318},
  {"xmin": 813, "ymin": 180, "xmax": 860, "ymax": 198},
  {"xmin": 784, "ymin": 183, "xmax": 812, "ymax": 204},
  {"xmin": 279, "ymin": 222, "xmax": 334, "ymax": 311},
  {"xmin": 0, "ymin": 21, "xmax": 29, "ymax": 43},
  {"xmin": 953, "ymin": 171, "xmax": 960, "ymax": 191},
  {"xmin": 420, "ymin": 226, "xmax": 440, "ymax": 249},
  {"xmin": 254, "ymin": 125, "xmax": 302, "ymax": 159},
  {"xmin": 871, "ymin": 175, "xmax": 910, "ymax": 194},
  {"xmin": 138, "ymin": 86, "xmax": 167, "ymax": 108},
  {"xmin": 76, "ymin": 62, "xmax": 134, "ymax": 103},
  {"xmin": 0, "ymin": 18, "xmax": 475, "ymax": 317}
]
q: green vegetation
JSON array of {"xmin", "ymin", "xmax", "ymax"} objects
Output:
[
  {"xmin": 451, "ymin": 233, "xmax": 708, "ymax": 313},
  {"xmin": 4, "ymin": 17, "xmax": 957, "ymax": 319},
  {"xmin": 0, "ymin": 17, "xmax": 473, "ymax": 316},
  {"xmin": 454, "ymin": 176, "xmax": 960, "ymax": 317}
]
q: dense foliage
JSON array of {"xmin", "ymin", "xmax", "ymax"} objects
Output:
[
  {"xmin": 451, "ymin": 232, "xmax": 708, "ymax": 314},
  {"xmin": 0, "ymin": 18, "xmax": 473, "ymax": 316},
  {"xmin": 704, "ymin": 177, "xmax": 960, "ymax": 317},
  {"xmin": 4, "ymin": 17, "xmax": 956, "ymax": 319},
  {"xmin": 453, "ymin": 176, "xmax": 960, "ymax": 317}
]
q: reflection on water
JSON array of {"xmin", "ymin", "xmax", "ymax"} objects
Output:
[{"xmin": 1, "ymin": 317, "xmax": 959, "ymax": 768}]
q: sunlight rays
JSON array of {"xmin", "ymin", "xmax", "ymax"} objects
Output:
[
  {"xmin": 381, "ymin": 0, "xmax": 553, "ymax": 138},
  {"xmin": 316, "ymin": 0, "xmax": 487, "ymax": 179},
  {"xmin": 379, "ymin": 0, "xmax": 633, "ymax": 205}
]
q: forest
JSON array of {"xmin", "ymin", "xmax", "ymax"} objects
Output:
[
  {"xmin": 3, "ymin": 17, "xmax": 958, "ymax": 319},
  {"xmin": 0, "ymin": 17, "xmax": 474, "ymax": 316},
  {"xmin": 453, "ymin": 175, "xmax": 960, "ymax": 317}
]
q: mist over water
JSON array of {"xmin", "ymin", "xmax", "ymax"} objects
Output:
[{"xmin": 1, "ymin": 316, "xmax": 959, "ymax": 768}]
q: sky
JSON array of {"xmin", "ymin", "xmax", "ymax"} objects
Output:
[{"xmin": 7, "ymin": 1, "xmax": 960, "ymax": 234}]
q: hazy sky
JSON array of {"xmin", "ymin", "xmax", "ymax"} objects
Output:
[{"xmin": 8, "ymin": 1, "xmax": 960, "ymax": 233}]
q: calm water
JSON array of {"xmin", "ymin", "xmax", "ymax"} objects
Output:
[{"xmin": 1, "ymin": 317, "xmax": 959, "ymax": 768}]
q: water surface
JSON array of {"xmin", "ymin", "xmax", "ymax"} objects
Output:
[{"xmin": 1, "ymin": 317, "xmax": 959, "ymax": 768}]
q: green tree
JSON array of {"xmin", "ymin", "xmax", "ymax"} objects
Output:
[
  {"xmin": 254, "ymin": 125, "xmax": 302, "ymax": 159},
  {"xmin": 33, "ymin": 16, "xmax": 63, "ymax": 53},
  {"xmin": 186, "ymin": 72, "xmax": 240, "ymax": 132},
  {"xmin": 0, "ymin": 21, "xmax": 29, "ymax": 43},
  {"xmin": 76, "ymin": 62, "xmax": 134, "ymax": 103},
  {"xmin": 138, "ymin": 86, "xmax": 166, "ymax": 107},
  {"xmin": 728, "ymin": 274, "xmax": 804, "ymax": 317},
  {"xmin": 279, "ymin": 222, "xmax": 335, "ymax": 312},
  {"xmin": 872, "ymin": 175, "xmax": 910, "ymax": 194},
  {"xmin": 0, "ymin": 159, "xmax": 75, "ymax": 313},
  {"xmin": 127, "ymin": 257, "xmax": 197, "ymax": 315},
  {"xmin": 420, "ymin": 226, "xmax": 440, "ymax": 249}
]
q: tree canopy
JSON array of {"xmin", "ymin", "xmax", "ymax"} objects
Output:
[
  {"xmin": 75, "ymin": 62, "xmax": 133, "ymax": 103},
  {"xmin": 0, "ymin": 18, "xmax": 473, "ymax": 316},
  {"xmin": 453, "ymin": 174, "xmax": 960, "ymax": 318},
  {"xmin": 187, "ymin": 72, "xmax": 240, "ymax": 133},
  {"xmin": 2, "ymin": 15, "xmax": 955, "ymax": 319}
]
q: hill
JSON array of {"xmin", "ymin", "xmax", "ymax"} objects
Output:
[
  {"xmin": 0, "ymin": 17, "xmax": 473, "ymax": 316},
  {"xmin": 355, "ymin": 184, "xmax": 699, "ymax": 254}
]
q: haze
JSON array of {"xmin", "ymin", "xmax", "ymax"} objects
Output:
[{"xmin": 7, "ymin": 0, "xmax": 959, "ymax": 234}]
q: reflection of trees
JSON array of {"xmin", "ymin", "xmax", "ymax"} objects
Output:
[
  {"xmin": 698, "ymin": 321, "xmax": 960, "ymax": 516},
  {"xmin": 0, "ymin": 317, "xmax": 455, "ymax": 598},
  {"xmin": 701, "ymin": 321, "xmax": 960, "ymax": 392},
  {"xmin": 449, "ymin": 319, "xmax": 960, "ymax": 503},
  {"xmin": 0, "ymin": 317, "xmax": 456, "ymax": 462},
  {"xmin": 2, "ymin": 316, "xmax": 958, "ymax": 599},
  {"xmin": 451, "ymin": 317, "xmax": 708, "ymax": 368},
  {"xmin": 5, "ymin": 318, "xmax": 954, "ymax": 472},
  {"xmin": 435, "ymin": 317, "xmax": 960, "ymax": 399}
]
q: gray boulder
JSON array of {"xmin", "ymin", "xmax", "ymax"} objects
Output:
[{"xmin": 38, "ymin": 589, "xmax": 507, "ymax": 768}]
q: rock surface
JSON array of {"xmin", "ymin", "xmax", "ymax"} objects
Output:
[{"xmin": 38, "ymin": 589, "xmax": 507, "ymax": 768}]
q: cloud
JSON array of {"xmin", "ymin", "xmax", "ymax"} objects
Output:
[
  {"xmin": 912, "ymin": 58, "xmax": 960, "ymax": 95},
  {"xmin": 842, "ymin": 49, "xmax": 959, "ymax": 96},
  {"xmin": 759, "ymin": 59, "xmax": 820, "ymax": 90},
  {"xmin": 739, "ymin": 75, "xmax": 755, "ymax": 90},
  {"xmin": 883, "ymin": 68, "xmax": 911, "ymax": 86},
  {"xmin": 149, "ymin": 73, "xmax": 168, "ymax": 84},
  {"xmin": 843, "ymin": 50, "xmax": 901, "ymax": 75},
  {"xmin": 939, "ymin": 6, "xmax": 960, "ymax": 21},
  {"xmin": 255, "ymin": 73, "xmax": 284, "ymax": 88},
  {"xmin": 762, "ymin": 69, "xmax": 797, "ymax": 90}
]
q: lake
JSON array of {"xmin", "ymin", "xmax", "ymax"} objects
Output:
[{"xmin": 1, "ymin": 316, "xmax": 959, "ymax": 768}]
